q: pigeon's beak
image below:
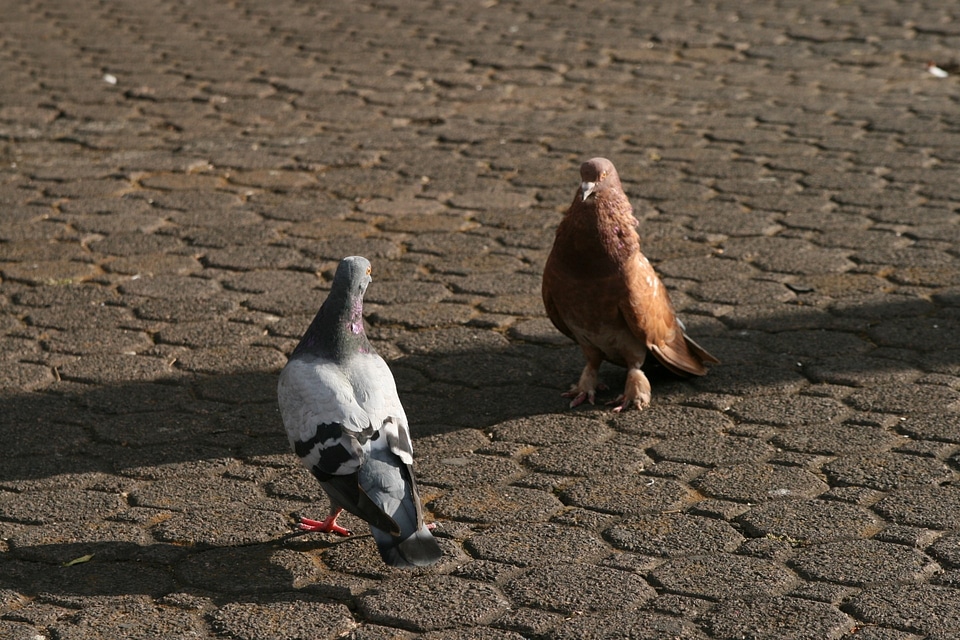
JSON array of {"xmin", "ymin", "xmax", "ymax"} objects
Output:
[{"xmin": 580, "ymin": 181, "xmax": 596, "ymax": 201}]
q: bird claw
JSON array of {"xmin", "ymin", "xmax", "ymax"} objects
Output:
[
  {"xmin": 562, "ymin": 382, "xmax": 607, "ymax": 408},
  {"xmin": 298, "ymin": 515, "xmax": 352, "ymax": 537},
  {"xmin": 606, "ymin": 394, "xmax": 649, "ymax": 413},
  {"xmin": 563, "ymin": 389, "xmax": 594, "ymax": 408}
]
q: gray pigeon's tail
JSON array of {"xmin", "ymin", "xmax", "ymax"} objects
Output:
[
  {"xmin": 359, "ymin": 448, "xmax": 442, "ymax": 568},
  {"xmin": 371, "ymin": 523, "xmax": 442, "ymax": 568}
]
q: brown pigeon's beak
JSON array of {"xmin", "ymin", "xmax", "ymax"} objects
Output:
[{"xmin": 580, "ymin": 181, "xmax": 597, "ymax": 200}]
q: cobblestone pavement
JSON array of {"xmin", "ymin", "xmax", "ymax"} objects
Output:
[{"xmin": 1, "ymin": 0, "xmax": 960, "ymax": 638}]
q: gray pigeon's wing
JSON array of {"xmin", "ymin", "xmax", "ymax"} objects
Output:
[
  {"xmin": 345, "ymin": 354, "xmax": 441, "ymax": 566},
  {"xmin": 278, "ymin": 356, "xmax": 372, "ymax": 446},
  {"xmin": 320, "ymin": 471, "xmax": 401, "ymax": 535},
  {"xmin": 278, "ymin": 355, "xmax": 400, "ymax": 531},
  {"xmin": 352, "ymin": 354, "xmax": 415, "ymax": 465}
]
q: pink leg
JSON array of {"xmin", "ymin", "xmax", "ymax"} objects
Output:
[
  {"xmin": 606, "ymin": 366, "xmax": 652, "ymax": 413},
  {"xmin": 562, "ymin": 348, "xmax": 605, "ymax": 408},
  {"xmin": 298, "ymin": 508, "xmax": 352, "ymax": 536}
]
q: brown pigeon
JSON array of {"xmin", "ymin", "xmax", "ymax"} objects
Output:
[{"xmin": 542, "ymin": 157, "xmax": 718, "ymax": 412}]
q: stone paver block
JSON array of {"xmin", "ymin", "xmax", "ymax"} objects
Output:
[
  {"xmin": 560, "ymin": 475, "xmax": 690, "ymax": 516},
  {"xmin": 0, "ymin": 488, "xmax": 125, "ymax": 526},
  {"xmin": 847, "ymin": 584, "xmax": 960, "ymax": 637},
  {"xmin": 609, "ymin": 403, "xmax": 734, "ymax": 438},
  {"xmin": 737, "ymin": 500, "xmax": 883, "ymax": 544},
  {"xmin": 770, "ymin": 424, "xmax": 903, "ymax": 456},
  {"xmin": 393, "ymin": 326, "xmax": 511, "ymax": 356},
  {"xmin": 56, "ymin": 353, "xmax": 177, "ymax": 384},
  {"xmin": 790, "ymin": 539, "xmax": 939, "ymax": 587},
  {"xmin": 702, "ymin": 596, "xmax": 853, "ymax": 640},
  {"xmin": 357, "ymin": 575, "xmax": 509, "ymax": 632},
  {"xmin": 524, "ymin": 442, "xmax": 650, "ymax": 476},
  {"xmin": 6, "ymin": 521, "xmax": 151, "ymax": 564},
  {"xmin": 695, "ymin": 463, "xmax": 829, "ymax": 503},
  {"xmin": 45, "ymin": 596, "xmax": 209, "ymax": 640},
  {"xmin": 175, "ymin": 545, "xmax": 325, "ymax": 593},
  {"xmin": 1, "ymin": 558, "xmax": 174, "ymax": 598},
  {"xmin": 209, "ymin": 597, "xmax": 356, "ymax": 640},
  {"xmin": 151, "ymin": 505, "xmax": 290, "ymax": 546},
  {"xmin": 464, "ymin": 522, "xmax": 610, "ymax": 567},
  {"xmin": 0, "ymin": 621, "xmax": 47, "ymax": 640},
  {"xmin": 367, "ymin": 301, "xmax": 476, "ymax": 329},
  {"xmin": 603, "ymin": 513, "xmax": 744, "ymax": 557},
  {"xmin": 689, "ymin": 278, "xmax": 796, "ymax": 306},
  {"xmin": 720, "ymin": 236, "xmax": 854, "ymax": 275},
  {"xmin": 845, "ymin": 385, "xmax": 960, "ymax": 415},
  {"xmin": 898, "ymin": 413, "xmax": 960, "ymax": 444},
  {"xmin": 928, "ymin": 532, "xmax": 960, "ymax": 569},
  {"xmin": 430, "ymin": 485, "xmax": 563, "ymax": 524},
  {"xmin": 873, "ymin": 486, "xmax": 960, "ymax": 530},
  {"xmin": 490, "ymin": 414, "xmax": 612, "ymax": 446},
  {"xmin": 173, "ymin": 345, "xmax": 287, "ymax": 375},
  {"xmin": 503, "ymin": 563, "xmax": 656, "ymax": 615},
  {"xmin": 650, "ymin": 433, "xmax": 775, "ymax": 467},
  {"xmin": 727, "ymin": 394, "xmax": 850, "ymax": 426},
  {"xmin": 416, "ymin": 453, "xmax": 525, "ymax": 489},
  {"xmin": 823, "ymin": 452, "xmax": 955, "ymax": 491},
  {"xmin": 649, "ymin": 554, "xmax": 797, "ymax": 601}
]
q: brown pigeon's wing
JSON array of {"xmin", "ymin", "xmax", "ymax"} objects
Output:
[
  {"xmin": 542, "ymin": 254, "xmax": 576, "ymax": 340},
  {"xmin": 620, "ymin": 253, "xmax": 709, "ymax": 376}
]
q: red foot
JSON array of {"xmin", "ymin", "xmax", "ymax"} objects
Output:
[{"xmin": 298, "ymin": 510, "xmax": 352, "ymax": 536}]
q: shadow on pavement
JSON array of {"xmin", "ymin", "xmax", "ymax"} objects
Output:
[
  {"xmin": 0, "ymin": 292, "xmax": 957, "ymax": 486},
  {"xmin": 0, "ymin": 537, "xmax": 365, "ymax": 601}
]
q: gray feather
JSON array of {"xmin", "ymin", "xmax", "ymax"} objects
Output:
[{"xmin": 277, "ymin": 256, "xmax": 442, "ymax": 568}]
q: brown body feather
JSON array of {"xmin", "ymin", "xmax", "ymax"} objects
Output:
[{"xmin": 542, "ymin": 157, "xmax": 718, "ymax": 411}]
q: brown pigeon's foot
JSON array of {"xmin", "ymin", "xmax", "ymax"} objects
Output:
[
  {"xmin": 562, "ymin": 363, "xmax": 607, "ymax": 408},
  {"xmin": 562, "ymin": 387, "xmax": 595, "ymax": 407},
  {"xmin": 609, "ymin": 367, "xmax": 652, "ymax": 412},
  {"xmin": 608, "ymin": 395, "xmax": 648, "ymax": 412},
  {"xmin": 562, "ymin": 382, "xmax": 609, "ymax": 408},
  {"xmin": 298, "ymin": 510, "xmax": 352, "ymax": 536}
]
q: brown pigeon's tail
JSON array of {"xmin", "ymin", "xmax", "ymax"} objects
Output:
[
  {"xmin": 685, "ymin": 334, "xmax": 720, "ymax": 370},
  {"xmin": 650, "ymin": 332, "xmax": 719, "ymax": 377}
]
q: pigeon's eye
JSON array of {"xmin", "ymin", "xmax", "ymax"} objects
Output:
[{"xmin": 366, "ymin": 267, "xmax": 372, "ymax": 276}]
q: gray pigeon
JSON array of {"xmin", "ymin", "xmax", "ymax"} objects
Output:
[{"xmin": 277, "ymin": 256, "xmax": 442, "ymax": 568}]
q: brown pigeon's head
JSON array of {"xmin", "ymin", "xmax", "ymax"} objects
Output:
[{"xmin": 579, "ymin": 157, "xmax": 621, "ymax": 201}]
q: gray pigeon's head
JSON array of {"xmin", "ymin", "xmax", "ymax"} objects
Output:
[
  {"xmin": 333, "ymin": 255, "xmax": 373, "ymax": 300},
  {"xmin": 292, "ymin": 256, "xmax": 374, "ymax": 359}
]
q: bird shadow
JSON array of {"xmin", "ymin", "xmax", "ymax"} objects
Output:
[
  {"xmin": 0, "ymin": 536, "xmax": 365, "ymax": 608},
  {"xmin": 0, "ymin": 291, "xmax": 956, "ymax": 486}
]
